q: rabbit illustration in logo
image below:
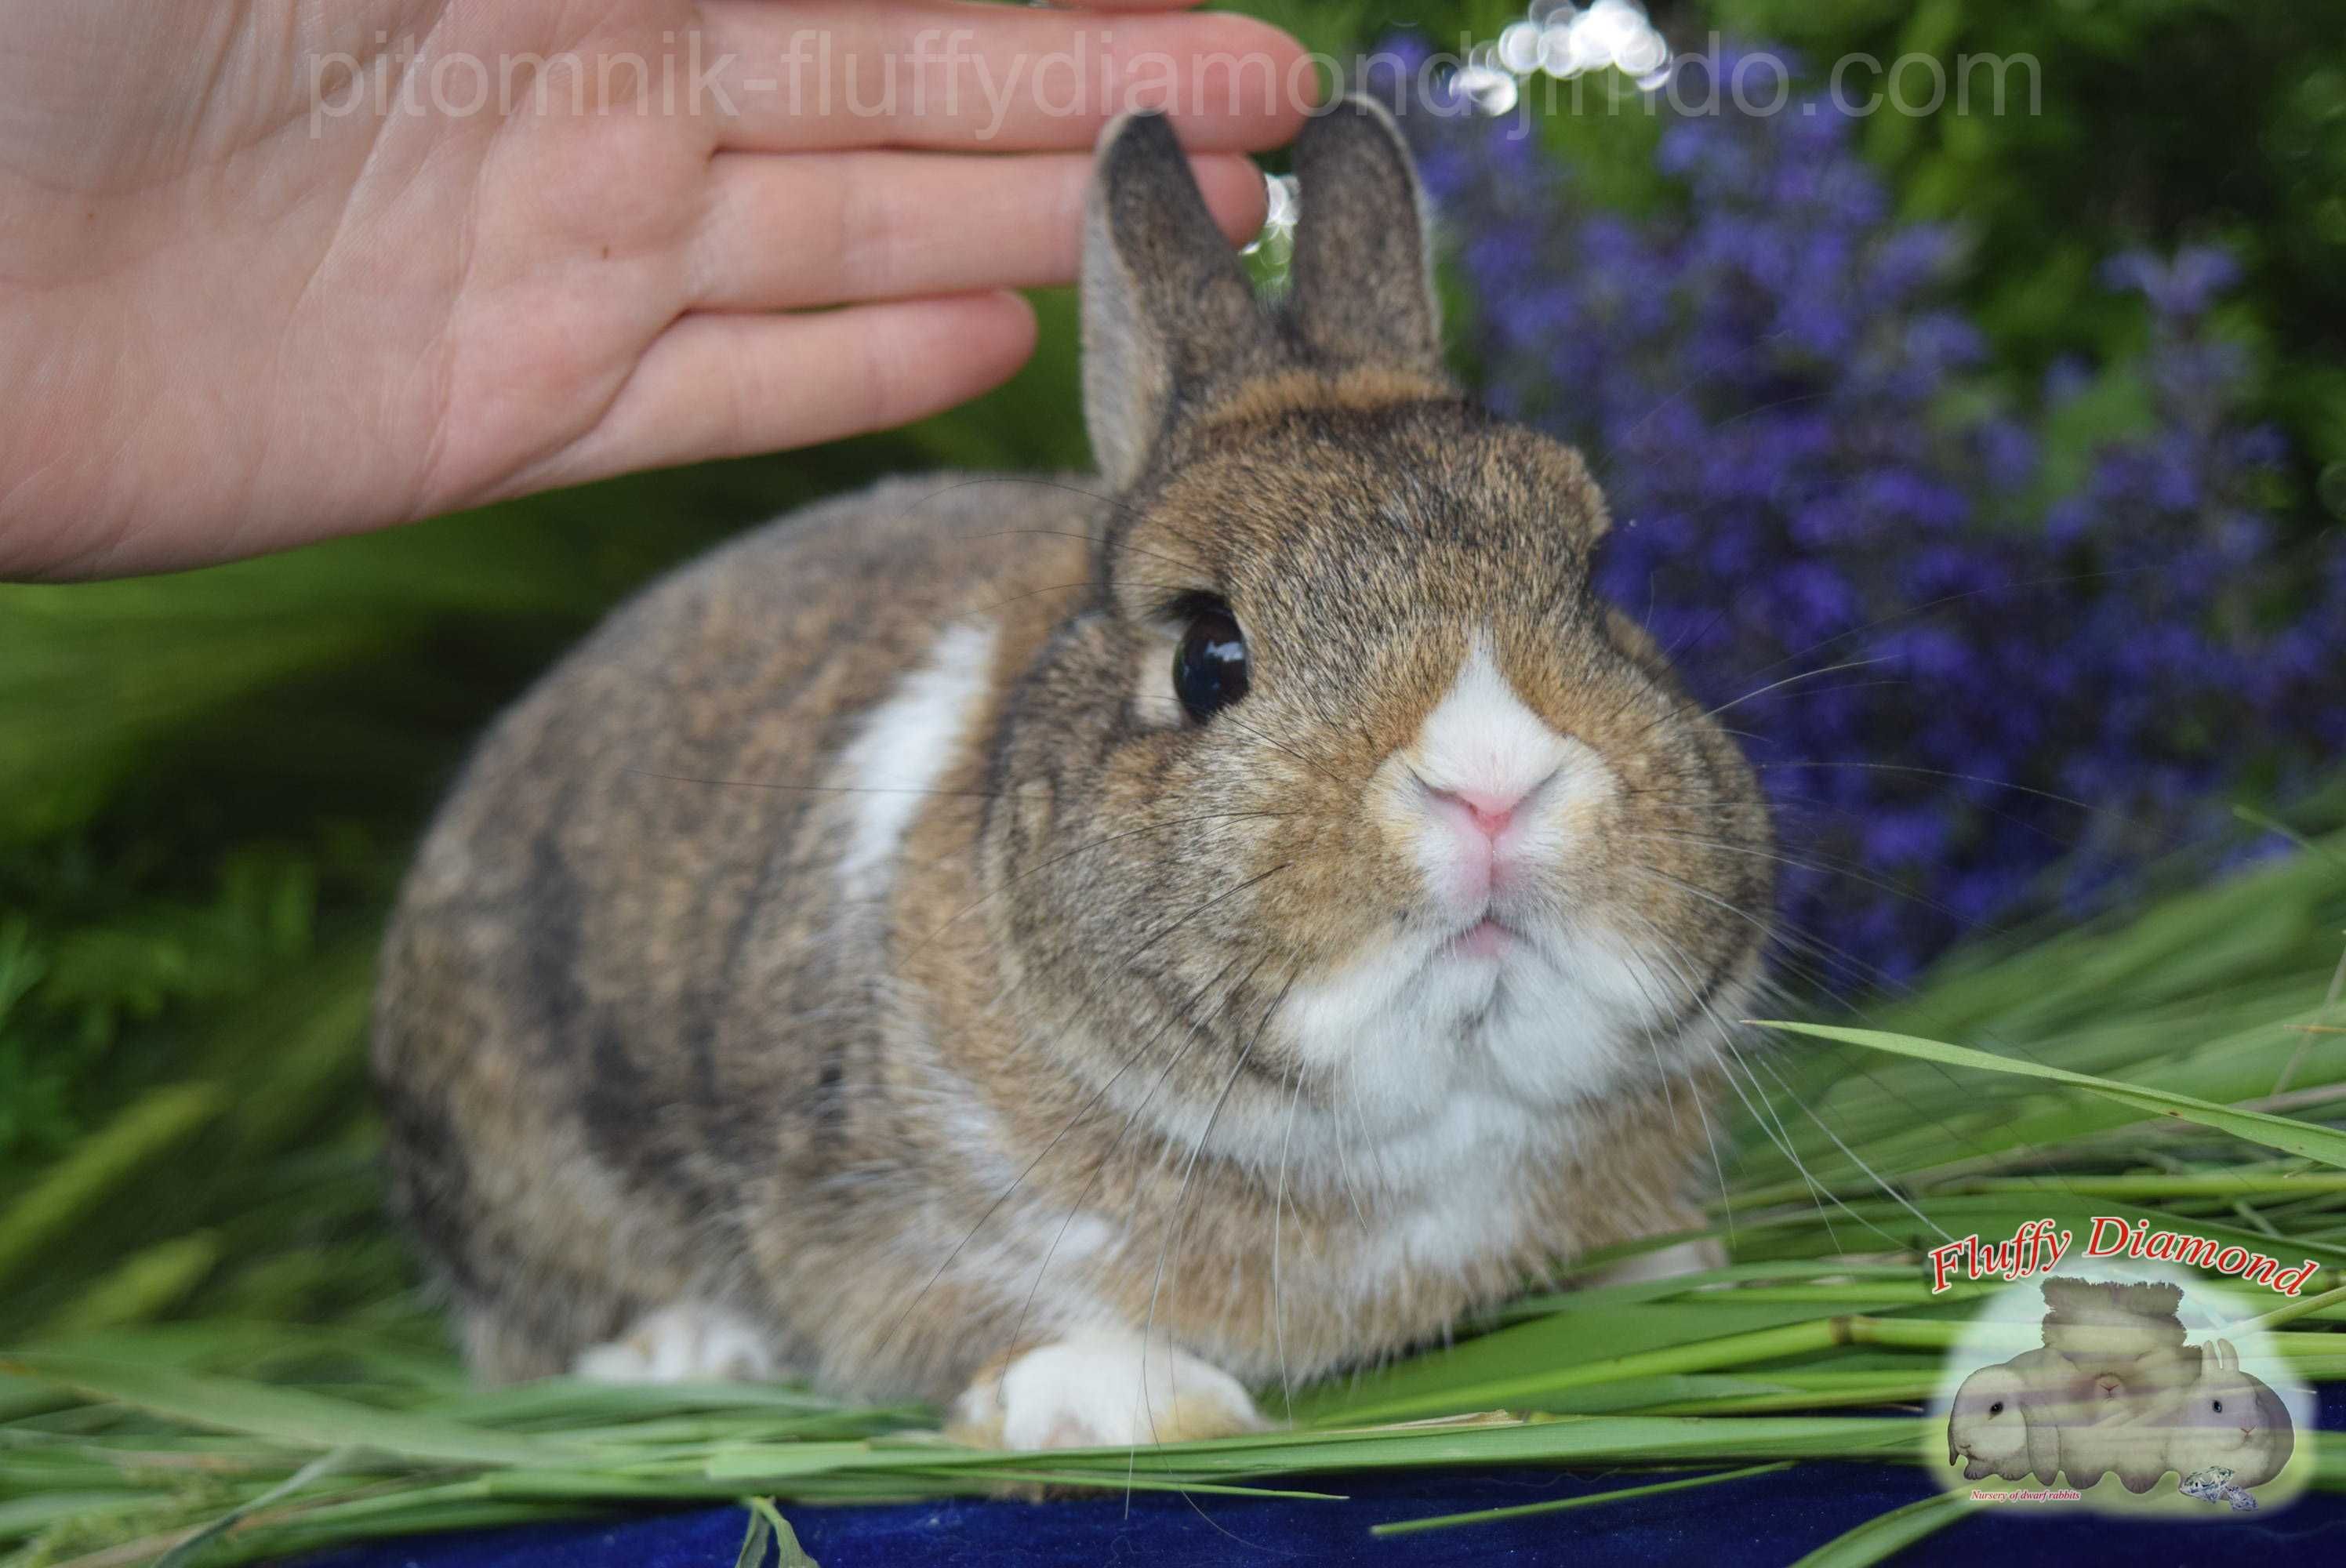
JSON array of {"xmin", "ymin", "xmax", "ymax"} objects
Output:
[
  {"xmin": 1947, "ymin": 1360, "xmax": 2050, "ymax": 1481},
  {"xmin": 2028, "ymin": 1276, "xmax": 2205, "ymax": 1489},
  {"xmin": 2159, "ymin": 1338, "xmax": 2294, "ymax": 1493},
  {"xmin": 2067, "ymin": 1336, "xmax": 2294, "ymax": 1495},
  {"xmin": 2036, "ymin": 1286, "xmax": 2195, "ymax": 1399},
  {"xmin": 1949, "ymin": 1278, "xmax": 2193, "ymax": 1486},
  {"xmin": 1948, "ymin": 1341, "xmax": 2105, "ymax": 1482},
  {"xmin": 2038, "ymin": 1279, "xmax": 2202, "ymax": 1413},
  {"xmin": 1946, "ymin": 1287, "xmax": 2297, "ymax": 1498}
]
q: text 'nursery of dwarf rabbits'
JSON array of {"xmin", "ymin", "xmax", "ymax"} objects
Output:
[{"xmin": 372, "ymin": 98, "xmax": 1774, "ymax": 1450}]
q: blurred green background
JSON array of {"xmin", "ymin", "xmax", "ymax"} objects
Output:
[{"xmin": 5, "ymin": 0, "xmax": 2344, "ymax": 1343}]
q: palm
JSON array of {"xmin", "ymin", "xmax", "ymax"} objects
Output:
[
  {"xmin": 0, "ymin": 1, "xmax": 1302, "ymax": 576},
  {"xmin": 349, "ymin": 1, "xmax": 732, "ymax": 524}
]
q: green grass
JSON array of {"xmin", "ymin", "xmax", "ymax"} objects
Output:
[{"xmin": 0, "ymin": 827, "xmax": 2341, "ymax": 1566}]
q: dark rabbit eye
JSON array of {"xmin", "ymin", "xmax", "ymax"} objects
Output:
[
  {"xmin": 1988, "ymin": 1401, "xmax": 2004, "ymax": 1415},
  {"xmin": 1174, "ymin": 606, "xmax": 1249, "ymax": 723},
  {"xmin": 2213, "ymin": 1399, "xmax": 2224, "ymax": 1414}
]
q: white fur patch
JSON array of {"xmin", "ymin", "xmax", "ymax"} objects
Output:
[
  {"xmin": 1050, "ymin": 1212, "xmax": 1124, "ymax": 1263},
  {"xmin": 1279, "ymin": 635, "xmax": 1650, "ymax": 1136},
  {"xmin": 833, "ymin": 619, "xmax": 997, "ymax": 903},
  {"xmin": 1126, "ymin": 627, "xmax": 1182, "ymax": 730},
  {"xmin": 574, "ymin": 1301, "xmax": 778, "ymax": 1383},
  {"xmin": 1589, "ymin": 1236, "xmax": 1727, "ymax": 1288},
  {"xmin": 952, "ymin": 1327, "xmax": 1263, "ymax": 1450},
  {"xmin": 1407, "ymin": 637, "xmax": 1585, "ymax": 813}
]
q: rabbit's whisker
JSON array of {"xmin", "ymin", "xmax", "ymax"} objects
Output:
[
  {"xmin": 1634, "ymin": 909, "xmax": 1853, "ymax": 1251},
  {"xmin": 1271, "ymin": 1062, "xmax": 1304, "ymax": 1422},
  {"xmin": 1618, "ymin": 862, "xmax": 2072, "ymax": 1209},
  {"xmin": 1135, "ymin": 966, "xmax": 1295, "ymax": 1483},
  {"xmin": 886, "ymin": 863, "xmax": 1291, "ymax": 1353},
  {"xmin": 1005, "ymin": 949, "xmax": 1276, "ymax": 1385},
  {"xmin": 1616, "ymin": 827, "xmax": 1993, "ymax": 935}
]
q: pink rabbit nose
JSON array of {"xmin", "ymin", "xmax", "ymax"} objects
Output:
[{"xmin": 1425, "ymin": 779, "xmax": 1548, "ymax": 841}]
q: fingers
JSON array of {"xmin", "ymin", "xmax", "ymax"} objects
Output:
[
  {"xmin": 528, "ymin": 292, "xmax": 1037, "ymax": 488},
  {"xmin": 699, "ymin": 0, "xmax": 1314, "ymax": 153},
  {"xmin": 688, "ymin": 149, "xmax": 1266, "ymax": 311}
]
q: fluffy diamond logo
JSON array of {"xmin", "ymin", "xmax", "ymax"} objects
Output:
[{"xmin": 1934, "ymin": 1271, "xmax": 2312, "ymax": 1514}]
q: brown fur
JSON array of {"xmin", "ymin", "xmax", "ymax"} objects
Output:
[{"xmin": 374, "ymin": 100, "xmax": 1773, "ymax": 1416}]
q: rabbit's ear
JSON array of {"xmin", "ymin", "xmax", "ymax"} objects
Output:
[
  {"xmin": 2025, "ymin": 1421, "xmax": 2058, "ymax": 1484},
  {"xmin": 1287, "ymin": 96, "xmax": 1447, "ymax": 379},
  {"xmin": 1081, "ymin": 110, "xmax": 1266, "ymax": 489},
  {"xmin": 2213, "ymin": 1339, "xmax": 2238, "ymax": 1371}
]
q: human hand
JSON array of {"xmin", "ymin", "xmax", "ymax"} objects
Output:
[{"xmin": 0, "ymin": 2, "xmax": 1309, "ymax": 577}]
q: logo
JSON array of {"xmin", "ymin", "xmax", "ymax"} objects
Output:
[{"xmin": 1935, "ymin": 1272, "xmax": 2310, "ymax": 1514}]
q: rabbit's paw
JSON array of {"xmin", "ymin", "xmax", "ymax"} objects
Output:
[
  {"xmin": 946, "ymin": 1327, "xmax": 1266, "ymax": 1450},
  {"xmin": 574, "ymin": 1301, "xmax": 777, "ymax": 1383}
]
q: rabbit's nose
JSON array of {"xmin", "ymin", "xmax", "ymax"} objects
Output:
[{"xmin": 1422, "ymin": 779, "xmax": 1546, "ymax": 843}]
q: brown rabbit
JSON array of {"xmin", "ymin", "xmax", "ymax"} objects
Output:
[{"xmin": 372, "ymin": 97, "xmax": 1774, "ymax": 1449}]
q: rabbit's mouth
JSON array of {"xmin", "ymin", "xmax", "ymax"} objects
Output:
[{"xmin": 1440, "ymin": 915, "xmax": 1524, "ymax": 962}]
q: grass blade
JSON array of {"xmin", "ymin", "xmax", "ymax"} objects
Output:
[
  {"xmin": 1789, "ymin": 1490, "xmax": 1969, "ymax": 1568},
  {"xmin": 1371, "ymin": 1461, "xmax": 1792, "ymax": 1537},
  {"xmin": 1752, "ymin": 1018, "xmax": 2346, "ymax": 1167},
  {"xmin": 729, "ymin": 1504, "xmax": 772, "ymax": 1568},
  {"xmin": 0, "ymin": 1353, "xmax": 583, "ymax": 1468},
  {"xmin": 746, "ymin": 1497, "xmax": 819, "ymax": 1567},
  {"xmin": 155, "ymin": 1446, "xmax": 354, "ymax": 1568}
]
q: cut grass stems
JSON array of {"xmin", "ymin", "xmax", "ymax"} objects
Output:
[{"xmin": 3, "ymin": 829, "xmax": 2343, "ymax": 1566}]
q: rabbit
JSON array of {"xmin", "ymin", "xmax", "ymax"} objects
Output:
[
  {"xmin": 370, "ymin": 96, "xmax": 1775, "ymax": 1451},
  {"xmin": 1946, "ymin": 1344, "xmax": 2103, "ymax": 1483},
  {"xmin": 2036, "ymin": 1278, "xmax": 2201, "ymax": 1414},
  {"xmin": 2157, "ymin": 1338, "xmax": 2294, "ymax": 1492},
  {"xmin": 2022, "ymin": 1276, "xmax": 2204, "ymax": 1488},
  {"xmin": 1945, "ymin": 1362, "xmax": 2043, "ymax": 1482}
]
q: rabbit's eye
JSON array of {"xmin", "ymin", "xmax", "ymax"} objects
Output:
[
  {"xmin": 1174, "ymin": 606, "xmax": 1249, "ymax": 723},
  {"xmin": 1988, "ymin": 1401, "xmax": 2004, "ymax": 1416},
  {"xmin": 2213, "ymin": 1399, "xmax": 2224, "ymax": 1414}
]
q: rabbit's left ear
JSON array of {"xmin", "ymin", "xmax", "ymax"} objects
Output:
[
  {"xmin": 1286, "ymin": 96, "xmax": 1447, "ymax": 379},
  {"xmin": 1080, "ymin": 110, "xmax": 1268, "ymax": 489}
]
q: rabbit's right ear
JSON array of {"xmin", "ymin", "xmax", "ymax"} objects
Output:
[
  {"xmin": 1081, "ymin": 111, "xmax": 1266, "ymax": 490},
  {"xmin": 1287, "ymin": 96, "xmax": 1446, "ymax": 379}
]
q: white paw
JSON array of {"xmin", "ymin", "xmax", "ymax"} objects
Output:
[
  {"xmin": 573, "ymin": 1301, "xmax": 777, "ymax": 1384},
  {"xmin": 950, "ymin": 1327, "xmax": 1266, "ymax": 1450},
  {"xmin": 1589, "ymin": 1236, "xmax": 1727, "ymax": 1288}
]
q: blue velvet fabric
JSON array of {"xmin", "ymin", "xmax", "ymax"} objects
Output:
[{"xmin": 307, "ymin": 1388, "xmax": 2345, "ymax": 1566}]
